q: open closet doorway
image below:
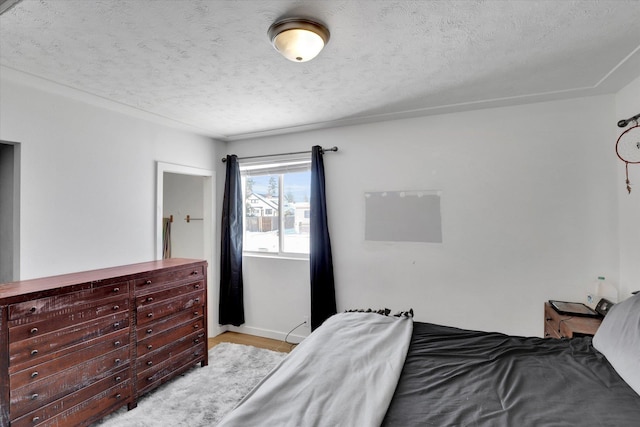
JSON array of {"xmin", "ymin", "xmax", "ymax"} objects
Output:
[
  {"xmin": 0, "ymin": 141, "xmax": 20, "ymax": 283},
  {"xmin": 156, "ymin": 162, "xmax": 217, "ymax": 336}
]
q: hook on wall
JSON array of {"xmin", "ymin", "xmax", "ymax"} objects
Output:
[{"xmin": 185, "ymin": 215, "xmax": 203, "ymax": 223}]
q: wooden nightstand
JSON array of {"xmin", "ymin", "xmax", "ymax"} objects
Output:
[{"xmin": 544, "ymin": 302, "xmax": 602, "ymax": 338}]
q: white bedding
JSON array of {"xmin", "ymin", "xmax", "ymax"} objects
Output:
[{"xmin": 216, "ymin": 312, "xmax": 413, "ymax": 427}]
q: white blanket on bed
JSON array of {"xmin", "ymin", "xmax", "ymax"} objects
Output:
[{"xmin": 216, "ymin": 312, "xmax": 413, "ymax": 427}]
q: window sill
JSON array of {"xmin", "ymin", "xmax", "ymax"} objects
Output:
[{"xmin": 243, "ymin": 252, "xmax": 309, "ymax": 261}]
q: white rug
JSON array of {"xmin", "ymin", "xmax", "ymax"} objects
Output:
[{"xmin": 93, "ymin": 343, "xmax": 287, "ymax": 426}]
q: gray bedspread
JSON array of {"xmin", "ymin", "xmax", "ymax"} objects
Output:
[
  {"xmin": 218, "ymin": 312, "xmax": 413, "ymax": 427},
  {"xmin": 382, "ymin": 322, "xmax": 640, "ymax": 426}
]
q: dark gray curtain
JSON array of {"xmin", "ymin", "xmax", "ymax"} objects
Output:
[
  {"xmin": 310, "ymin": 146, "xmax": 337, "ymax": 330},
  {"xmin": 219, "ymin": 155, "xmax": 245, "ymax": 326}
]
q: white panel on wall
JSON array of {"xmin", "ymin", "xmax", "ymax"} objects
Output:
[{"xmin": 365, "ymin": 190, "xmax": 442, "ymax": 243}]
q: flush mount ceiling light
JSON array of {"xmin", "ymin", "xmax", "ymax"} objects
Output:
[{"xmin": 268, "ymin": 18, "xmax": 330, "ymax": 62}]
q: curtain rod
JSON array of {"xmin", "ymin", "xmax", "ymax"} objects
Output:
[{"xmin": 221, "ymin": 146, "xmax": 338, "ymax": 163}]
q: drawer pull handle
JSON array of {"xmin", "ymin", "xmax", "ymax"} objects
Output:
[
  {"xmin": 147, "ymin": 344, "xmax": 153, "ymax": 350},
  {"xmin": 193, "ymin": 311, "xmax": 199, "ymax": 316},
  {"xmin": 192, "ymin": 270, "xmax": 199, "ymax": 275},
  {"xmin": 32, "ymin": 416, "xmax": 40, "ymax": 422},
  {"xmin": 113, "ymin": 287, "xmax": 120, "ymax": 293},
  {"xmin": 145, "ymin": 280, "xmax": 152, "ymax": 285},
  {"xmin": 114, "ymin": 322, "xmax": 120, "ymax": 328},
  {"xmin": 195, "ymin": 298, "xmax": 200, "ymax": 303},
  {"xmin": 147, "ymin": 376, "xmax": 154, "ymax": 382},
  {"xmin": 30, "ymin": 307, "xmax": 37, "ymax": 313},
  {"xmin": 113, "ymin": 305, "xmax": 120, "ymax": 310},
  {"xmin": 546, "ymin": 317, "xmax": 552, "ymax": 321},
  {"xmin": 114, "ymin": 340, "xmax": 121, "ymax": 346},
  {"xmin": 31, "ymin": 371, "xmax": 38, "ymax": 378},
  {"xmin": 31, "ymin": 393, "xmax": 39, "ymax": 400},
  {"xmin": 116, "ymin": 393, "xmax": 122, "ymax": 399},
  {"xmin": 193, "ymin": 324, "xmax": 199, "ymax": 329},
  {"xmin": 147, "ymin": 313, "xmax": 153, "ymax": 318},
  {"xmin": 30, "ymin": 349, "xmax": 38, "ymax": 356},
  {"xmin": 146, "ymin": 297, "xmax": 154, "ymax": 302},
  {"xmin": 30, "ymin": 327, "xmax": 38, "ymax": 334},
  {"xmin": 146, "ymin": 328, "xmax": 153, "ymax": 334},
  {"xmin": 115, "ymin": 376, "xmax": 122, "ymax": 382},
  {"xmin": 194, "ymin": 284, "xmax": 200, "ymax": 289},
  {"xmin": 115, "ymin": 358, "xmax": 121, "ymax": 364},
  {"xmin": 147, "ymin": 361, "xmax": 153, "ymax": 366},
  {"xmin": 194, "ymin": 339, "xmax": 200, "ymax": 344},
  {"xmin": 197, "ymin": 333, "xmax": 204, "ymax": 338}
]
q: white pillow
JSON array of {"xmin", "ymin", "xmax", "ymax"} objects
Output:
[{"xmin": 592, "ymin": 294, "xmax": 640, "ymax": 396}]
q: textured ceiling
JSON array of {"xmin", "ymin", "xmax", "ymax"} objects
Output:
[{"xmin": 1, "ymin": 0, "xmax": 639, "ymax": 141}]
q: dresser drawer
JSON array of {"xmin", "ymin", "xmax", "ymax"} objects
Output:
[
  {"xmin": 136, "ymin": 291, "xmax": 204, "ymax": 326},
  {"xmin": 8, "ymin": 296, "xmax": 128, "ymax": 343},
  {"xmin": 137, "ymin": 313, "xmax": 204, "ymax": 355},
  {"xmin": 137, "ymin": 329, "xmax": 205, "ymax": 372},
  {"xmin": 10, "ymin": 367, "xmax": 131, "ymax": 427},
  {"xmin": 42, "ymin": 380, "xmax": 131, "ymax": 427},
  {"xmin": 10, "ymin": 346, "xmax": 130, "ymax": 419},
  {"xmin": 137, "ymin": 346, "xmax": 205, "ymax": 396},
  {"xmin": 9, "ymin": 312, "xmax": 129, "ymax": 369},
  {"xmin": 8, "ymin": 282, "xmax": 128, "ymax": 321},
  {"xmin": 134, "ymin": 266, "xmax": 204, "ymax": 294},
  {"xmin": 10, "ymin": 330, "xmax": 129, "ymax": 384},
  {"xmin": 136, "ymin": 280, "xmax": 204, "ymax": 308}
]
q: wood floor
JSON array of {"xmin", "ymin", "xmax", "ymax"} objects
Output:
[{"xmin": 208, "ymin": 331, "xmax": 295, "ymax": 353}]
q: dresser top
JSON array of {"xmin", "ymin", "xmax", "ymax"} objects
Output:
[{"xmin": 0, "ymin": 258, "xmax": 206, "ymax": 304}]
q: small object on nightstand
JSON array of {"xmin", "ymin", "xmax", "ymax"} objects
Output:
[
  {"xmin": 595, "ymin": 298, "xmax": 614, "ymax": 317},
  {"xmin": 548, "ymin": 300, "xmax": 600, "ymax": 318}
]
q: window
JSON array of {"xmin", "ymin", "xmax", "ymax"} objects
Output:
[{"xmin": 241, "ymin": 157, "xmax": 311, "ymax": 256}]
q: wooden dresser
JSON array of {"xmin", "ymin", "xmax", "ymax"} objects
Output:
[
  {"xmin": 544, "ymin": 302, "xmax": 601, "ymax": 339},
  {"xmin": 0, "ymin": 259, "xmax": 207, "ymax": 427}
]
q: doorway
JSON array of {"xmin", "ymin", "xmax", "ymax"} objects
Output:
[
  {"xmin": 0, "ymin": 141, "xmax": 20, "ymax": 283},
  {"xmin": 156, "ymin": 162, "xmax": 217, "ymax": 336}
]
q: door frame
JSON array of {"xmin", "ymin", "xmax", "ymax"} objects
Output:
[{"xmin": 156, "ymin": 161, "xmax": 216, "ymax": 335}]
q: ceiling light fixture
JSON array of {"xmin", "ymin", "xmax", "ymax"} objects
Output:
[{"xmin": 268, "ymin": 18, "xmax": 330, "ymax": 62}]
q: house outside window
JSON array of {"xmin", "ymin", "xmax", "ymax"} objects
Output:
[{"xmin": 240, "ymin": 156, "xmax": 311, "ymax": 257}]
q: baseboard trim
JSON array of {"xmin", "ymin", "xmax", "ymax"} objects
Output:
[{"xmin": 227, "ymin": 324, "xmax": 308, "ymax": 343}]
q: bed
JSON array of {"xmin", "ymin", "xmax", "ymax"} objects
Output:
[{"xmin": 218, "ymin": 294, "xmax": 640, "ymax": 426}]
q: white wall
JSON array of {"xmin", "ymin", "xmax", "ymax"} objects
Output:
[
  {"xmin": 229, "ymin": 95, "xmax": 620, "ymax": 338},
  {"xmin": 2, "ymin": 68, "xmax": 634, "ymax": 340},
  {"xmin": 0, "ymin": 77, "xmax": 224, "ymax": 281},
  {"xmin": 616, "ymin": 75, "xmax": 640, "ymax": 299}
]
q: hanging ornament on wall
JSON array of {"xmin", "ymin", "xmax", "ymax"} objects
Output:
[{"xmin": 616, "ymin": 114, "xmax": 640, "ymax": 194}]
